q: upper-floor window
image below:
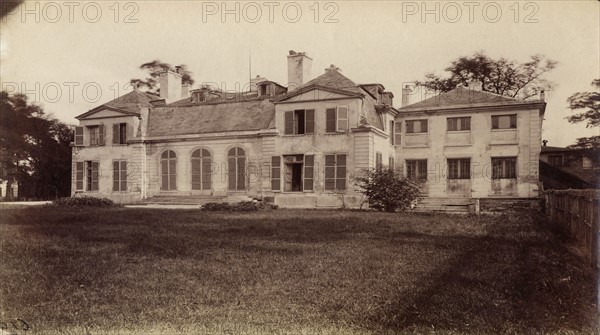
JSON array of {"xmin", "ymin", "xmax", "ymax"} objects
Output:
[
  {"xmin": 326, "ymin": 106, "xmax": 349, "ymax": 133},
  {"xmin": 492, "ymin": 114, "xmax": 517, "ymax": 129},
  {"xmin": 447, "ymin": 117, "xmax": 471, "ymax": 131},
  {"xmin": 284, "ymin": 109, "xmax": 314, "ymax": 135},
  {"xmin": 548, "ymin": 155, "xmax": 563, "ymax": 166},
  {"xmin": 406, "ymin": 119, "xmax": 428, "ymax": 133},
  {"xmin": 389, "ymin": 120, "xmax": 395, "ymax": 145},
  {"xmin": 113, "ymin": 123, "xmax": 127, "ymax": 145},
  {"xmin": 88, "ymin": 125, "xmax": 100, "ymax": 146},
  {"xmin": 74, "ymin": 126, "xmax": 84, "ymax": 146}
]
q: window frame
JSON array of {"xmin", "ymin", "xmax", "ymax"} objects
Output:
[
  {"xmin": 284, "ymin": 109, "xmax": 315, "ymax": 135},
  {"xmin": 113, "ymin": 160, "xmax": 128, "ymax": 192},
  {"xmin": 491, "ymin": 157, "xmax": 517, "ymax": 179},
  {"xmin": 491, "ymin": 114, "xmax": 517, "ymax": 130},
  {"xmin": 406, "ymin": 159, "xmax": 428, "ymax": 180},
  {"xmin": 324, "ymin": 153, "xmax": 347, "ymax": 191},
  {"xmin": 325, "ymin": 106, "xmax": 349, "ymax": 134},
  {"xmin": 160, "ymin": 150, "xmax": 177, "ymax": 191},
  {"xmin": 447, "ymin": 158, "xmax": 471, "ymax": 180},
  {"xmin": 405, "ymin": 119, "xmax": 428, "ymax": 134},
  {"xmin": 447, "ymin": 117, "xmax": 471, "ymax": 132},
  {"xmin": 85, "ymin": 160, "xmax": 99, "ymax": 191}
]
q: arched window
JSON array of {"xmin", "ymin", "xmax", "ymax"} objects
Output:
[
  {"xmin": 191, "ymin": 148, "xmax": 212, "ymax": 190},
  {"xmin": 228, "ymin": 147, "xmax": 246, "ymax": 190},
  {"xmin": 160, "ymin": 150, "xmax": 177, "ymax": 190}
]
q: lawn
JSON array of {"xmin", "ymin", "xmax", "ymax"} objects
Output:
[{"xmin": 0, "ymin": 207, "xmax": 598, "ymax": 334}]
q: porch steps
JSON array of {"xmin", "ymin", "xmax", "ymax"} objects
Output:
[
  {"xmin": 141, "ymin": 195, "xmax": 228, "ymax": 206},
  {"xmin": 413, "ymin": 197, "xmax": 473, "ymax": 213}
]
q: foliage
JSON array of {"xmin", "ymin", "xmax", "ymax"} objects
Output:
[
  {"xmin": 565, "ymin": 79, "xmax": 600, "ymax": 165},
  {"xmin": 130, "ymin": 60, "xmax": 195, "ymax": 94},
  {"xmin": 0, "ymin": 92, "xmax": 73, "ymax": 199},
  {"xmin": 355, "ymin": 168, "xmax": 422, "ymax": 212},
  {"xmin": 202, "ymin": 201, "xmax": 278, "ymax": 211},
  {"xmin": 415, "ymin": 52, "xmax": 557, "ymax": 100},
  {"xmin": 52, "ymin": 196, "xmax": 117, "ymax": 208}
]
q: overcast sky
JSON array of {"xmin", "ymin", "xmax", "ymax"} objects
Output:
[{"xmin": 1, "ymin": 1, "xmax": 598, "ymax": 146}]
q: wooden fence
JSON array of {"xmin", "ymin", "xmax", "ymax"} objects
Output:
[{"xmin": 544, "ymin": 189, "xmax": 600, "ymax": 267}]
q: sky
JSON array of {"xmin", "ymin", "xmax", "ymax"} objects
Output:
[{"xmin": 1, "ymin": 0, "xmax": 598, "ymax": 147}]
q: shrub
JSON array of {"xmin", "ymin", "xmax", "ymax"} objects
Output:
[
  {"xmin": 202, "ymin": 201, "xmax": 278, "ymax": 211},
  {"xmin": 52, "ymin": 196, "xmax": 117, "ymax": 208},
  {"xmin": 355, "ymin": 168, "xmax": 422, "ymax": 212}
]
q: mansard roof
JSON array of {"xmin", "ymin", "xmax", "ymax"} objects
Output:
[
  {"xmin": 398, "ymin": 86, "xmax": 545, "ymax": 112},
  {"xmin": 147, "ymin": 98, "xmax": 274, "ymax": 137}
]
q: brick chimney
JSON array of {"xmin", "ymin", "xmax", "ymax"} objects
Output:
[
  {"xmin": 287, "ymin": 50, "xmax": 312, "ymax": 92},
  {"xmin": 159, "ymin": 70, "xmax": 182, "ymax": 103}
]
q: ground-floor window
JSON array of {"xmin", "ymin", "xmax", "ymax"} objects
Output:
[
  {"xmin": 492, "ymin": 157, "xmax": 517, "ymax": 179},
  {"xmin": 161, "ymin": 150, "xmax": 177, "ymax": 191},
  {"xmin": 113, "ymin": 160, "xmax": 127, "ymax": 191},
  {"xmin": 406, "ymin": 159, "xmax": 427, "ymax": 180},
  {"xmin": 447, "ymin": 158, "xmax": 471, "ymax": 179},
  {"xmin": 86, "ymin": 161, "xmax": 99, "ymax": 191},
  {"xmin": 325, "ymin": 154, "xmax": 347, "ymax": 191},
  {"xmin": 76, "ymin": 162, "xmax": 85, "ymax": 191},
  {"xmin": 191, "ymin": 148, "xmax": 212, "ymax": 190}
]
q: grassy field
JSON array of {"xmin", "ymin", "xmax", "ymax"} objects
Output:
[{"xmin": 0, "ymin": 206, "xmax": 597, "ymax": 334}]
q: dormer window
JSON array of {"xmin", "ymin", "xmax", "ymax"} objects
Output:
[
  {"xmin": 259, "ymin": 83, "xmax": 270, "ymax": 96},
  {"xmin": 192, "ymin": 91, "xmax": 207, "ymax": 103}
]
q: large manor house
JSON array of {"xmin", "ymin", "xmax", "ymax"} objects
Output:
[{"xmin": 71, "ymin": 51, "xmax": 546, "ymax": 211}]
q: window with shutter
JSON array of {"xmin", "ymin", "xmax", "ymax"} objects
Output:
[
  {"xmin": 75, "ymin": 127, "xmax": 84, "ymax": 146},
  {"xmin": 304, "ymin": 155, "xmax": 314, "ymax": 191},
  {"xmin": 305, "ymin": 109, "xmax": 315, "ymax": 134},
  {"xmin": 112, "ymin": 124, "xmax": 120, "ymax": 145},
  {"xmin": 98, "ymin": 124, "xmax": 105, "ymax": 146},
  {"xmin": 326, "ymin": 108, "xmax": 337, "ymax": 133},
  {"xmin": 76, "ymin": 162, "xmax": 84, "ymax": 190},
  {"xmin": 284, "ymin": 111, "xmax": 294, "ymax": 134},
  {"xmin": 86, "ymin": 161, "xmax": 99, "ymax": 191},
  {"xmin": 394, "ymin": 121, "xmax": 402, "ymax": 145},
  {"xmin": 271, "ymin": 156, "xmax": 281, "ymax": 191},
  {"xmin": 375, "ymin": 152, "xmax": 383, "ymax": 170},
  {"xmin": 389, "ymin": 120, "xmax": 395, "ymax": 145},
  {"xmin": 337, "ymin": 106, "xmax": 348, "ymax": 132},
  {"xmin": 447, "ymin": 117, "xmax": 471, "ymax": 131},
  {"xmin": 406, "ymin": 160, "xmax": 428, "ymax": 180}
]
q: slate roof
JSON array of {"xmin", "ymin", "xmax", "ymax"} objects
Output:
[
  {"xmin": 148, "ymin": 99, "xmax": 274, "ymax": 137},
  {"xmin": 398, "ymin": 87, "xmax": 540, "ymax": 112},
  {"xmin": 298, "ymin": 68, "xmax": 361, "ymax": 93},
  {"xmin": 76, "ymin": 90, "xmax": 161, "ymax": 119},
  {"xmin": 541, "ymin": 146, "xmax": 580, "ymax": 153}
]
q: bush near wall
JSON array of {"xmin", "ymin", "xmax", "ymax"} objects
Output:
[
  {"xmin": 52, "ymin": 196, "xmax": 117, "ymax": 208},
  {"xmin": 202, "ymin": 201, "xmax": 278, "ymax": 211}
]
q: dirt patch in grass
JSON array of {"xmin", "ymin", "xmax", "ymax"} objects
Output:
[{"xmin": 0, "ymin": 208, "xmax": 597, "ymax": 334}]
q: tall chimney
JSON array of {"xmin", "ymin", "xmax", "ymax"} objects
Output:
[
  {"xmin": 287, "ymin": 50, "xmax": 312, "ymax": 92},
  {"xmin": 401, "ymin": 85, "xmax": 412, "ymax": 107},
  {"xmin": 181, "ymin": 83, "xmax": 191, "ymax": 99},
  {"xmin": 159, "ymin": 70, "xmax": 183, "ymax": 103}
]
